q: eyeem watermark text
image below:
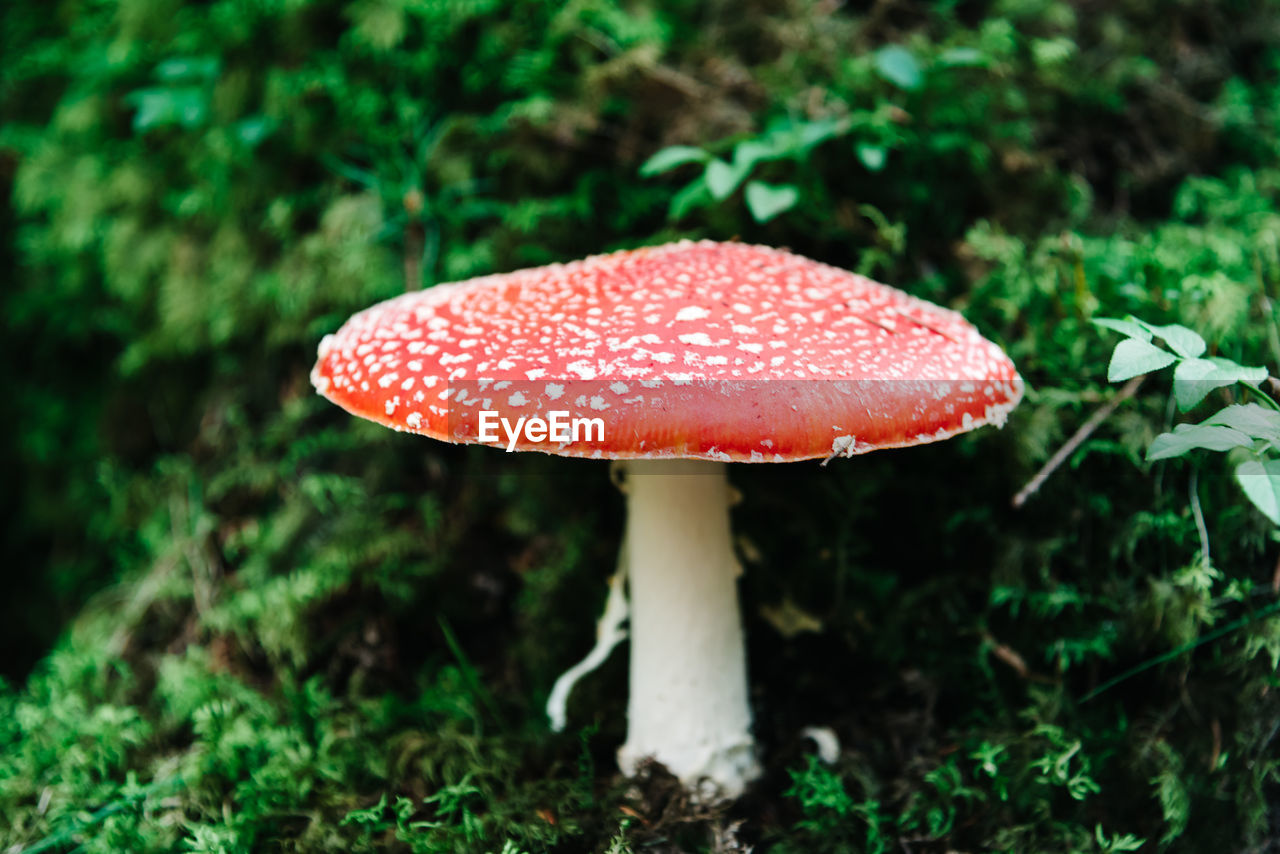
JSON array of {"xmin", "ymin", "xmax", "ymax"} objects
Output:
[{"xmin": 478, "ymin": 410, "xmax": 605, "ymax": 452}]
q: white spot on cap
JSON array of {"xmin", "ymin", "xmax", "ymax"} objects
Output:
[
  {"xmin": 678, "ymin": 332, "xmax": 714, "ymax": 346},
  {"xmin": 568, "ymin": 361, "xmax": 597, "ymax": 380},
  {"xmin": 674, "ymin": 306, "xmax": 711, "ymax": 321}
]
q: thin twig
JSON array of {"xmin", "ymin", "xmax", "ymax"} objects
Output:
[
  {"xmin": 979, "ymin": 629, "xmax": 1055, "ymax": 684},
  {"xmin": 1208, "ymin": 718, "xmax": 1222, "ymax": 771},
  {"xmin": 1189, "ymin": 468, "xmax": 1210, "ymax": 571},
  {"xmin": 1012, "ymin": 374, "xmax": 1146, "ymax": 509}
]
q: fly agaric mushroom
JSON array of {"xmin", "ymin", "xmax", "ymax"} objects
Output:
[{"xmin": 310, "ymin": 240, "xmax": 1022, "ymax": 799}]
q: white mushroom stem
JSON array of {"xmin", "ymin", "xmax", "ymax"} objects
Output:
[{"xmin": 616, "ymin": 459, "xmax": 761, "ymax": 799}]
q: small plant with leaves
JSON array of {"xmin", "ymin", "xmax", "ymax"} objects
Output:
[
  {"xmin": 1095, "ymin": 824, "xmax": 1146, "ymax": 854},
  {"xmin": 781, "ymin": 755, "xmax": 890, "ymax": 853},
  {"xmin": 636, "ymin": 44, "xmax": 940, "ymax": 225},
  {"xmin": 638, "ymin": 115, "xmax": 852, "ymax": 223},
  {"xmin": 1096, "ymin": 316, "xmax": 1280, "ymax": 526}
]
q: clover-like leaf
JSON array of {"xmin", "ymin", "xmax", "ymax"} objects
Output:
[
  {"xmin": 1132, "ymin": 319, "xmax": 1206, "ymax": 359},
  {"xmin": 1174, "ymin": 358, "xmax": 1271, "ymax": 411},
  {"xmin": 1235, "ymin": 458, "xmax": 1280, "ymax": 526},
  {"xmin": 1092, "ymin": 317, "xmax": 1152, "ymax": 342},
  {"xmin": 874, "ymin": 45, "xmax": 923, "ymax": 91},
  {"xmin": 744, "ymin": 181, "xmax": 799, "ymax": 223},
  {"xmin": 797, "ymin": 117, "xmax": 849, "ymax": 149},
  {"xmin": 640, "ymin": 146, "xmax": 710, "ymax": 177},
  {"xmin": 1205, "ymin": 404, "xmax": 1280, "ymax": 443},
  {"xmin": 1146, "ymin": 423, "xmax": 1254, "ymax": 461},
  {"xmin": 1206, "ymin": 357, "xmax": 1268, "ymax": 387},
  {"xmin": 1107, "ymin": 338, "xmax": 1177, "ymax": 382},
  {"xmin": 1173, "ymin": 358, "xmax": 1226, "ymax": 411},
  {"xmin": 732, "ymin": 139, "xmax": 781, "ymax": 171},
  {"xmin": 705, "ymin": 159, "xmax": 749, "ymax": 200}
]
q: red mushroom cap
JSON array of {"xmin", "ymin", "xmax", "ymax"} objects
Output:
[{"xmin": 311, "ymin": 240, "xmax": 1022, "ymax": 461}]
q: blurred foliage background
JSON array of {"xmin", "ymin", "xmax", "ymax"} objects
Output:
[{"xmin": 4, "ymin": 0, "xmax": 1280, "ymax": 851}]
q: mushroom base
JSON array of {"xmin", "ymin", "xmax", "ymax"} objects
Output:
[{"xmin": 616, "ymin": 459, "xmax": 761, "ymax": 800}]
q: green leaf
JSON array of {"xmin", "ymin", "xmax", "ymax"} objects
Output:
[
  {"xmin": 762, "ymin": 117, "xmax": 849, "ymax": 158},
  {"xmin": 733, "ymin": 139, "xmax": 783, "ymax": 169},
  {"xmin": 796, "ymin": 117, "xmax": 849, "ymax": 149},
  {"xmin": 938, "ymin": 47, "xmax": 986, "ymax": 67},
  {"xmin": 874, "ymin": 45, "xmax": 923, "ymax": 91},
  {"xmin": 1205, "ymin": 404, "xmax": 1280, "ymax": 443},
  {"xmin": 1107, "ymin": 338, "xmax": 1177, "ymax": 381},
  {"xmin": 778, "ymin": 117, "xmax": 849, "ymax": 154},
  {"xmin": 744, "ymin": 181, "xmax": 799, "ymax": 223},
  {"xmin": 1092, "ymin": 317, "xmax": 1152, "ymax": 341},
  {"xmin": 127, "ymin": 87, "xmax": 209, "ymax": 131},
  {"xmin": 705, "ymin": 158, "xmax": 749, "ymax": 200},
  {"xmin": 667, "ymin": 176, "xmax": 712, "ymax": 221},
  {"xmin": 1174, "ymin": 358, "xmax": 1270, "ymax": 410},
  {"xmin": 856, "ymin": 143, "xmax": 887, "ymax": 172},
  {"xmin": 1146, "ymin": 424, "xmax": 1254, "ymax": 461},
  {"xmin": 234, "ymin": 116, "xmax": 275, "ymax": 148},
  {"xmin": 1132, "ymin": 320, "xmax": 1206, "ymax": 358},
  {"xmin": 1208, "ymin": 357, "xmax": 1268, "ymax": 387},
  {"xmin": 1236, "ymin": 459, "xmax": 1280, "ymax": 525},
  {"xmin": 1173, "ymin": 358, "xmax": 1223, "ymax": 411},
  {"xmin": 154, "ymin": 56, "xmax": 220, "ymax": 82},
  {"xmin": 639, "ymin": 145, "xmax": 709, "ymax": 177}
]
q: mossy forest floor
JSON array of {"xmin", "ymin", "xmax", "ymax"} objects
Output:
[{"xmin": 4, "ymin": 0, "xmax": 1280, "ymax": 851}]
